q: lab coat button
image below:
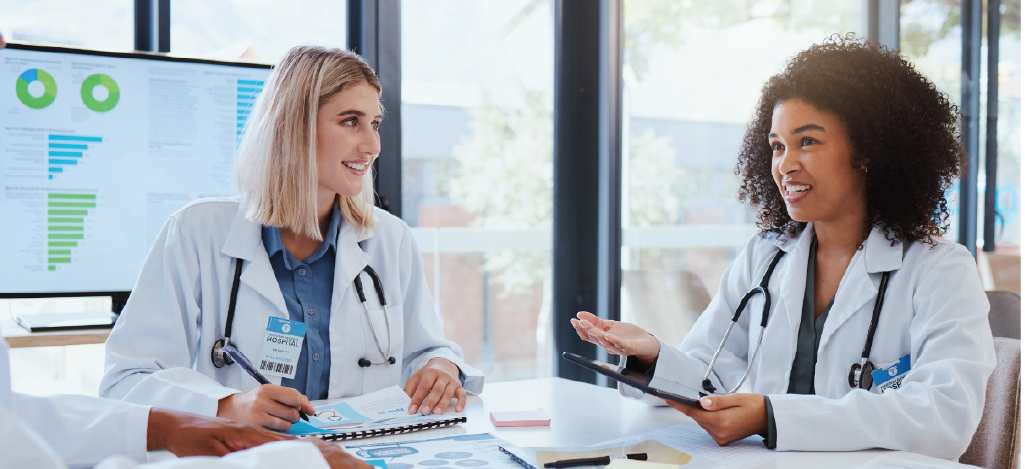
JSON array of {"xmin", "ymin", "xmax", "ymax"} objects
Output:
[{"xmin": 312, "ymin": 352, "xmax": 320, "ymax": 361}]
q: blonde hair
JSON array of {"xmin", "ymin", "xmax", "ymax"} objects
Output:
[{"xmin": 235, "ymin": 45, "xmax": 381, "ymax": 241}]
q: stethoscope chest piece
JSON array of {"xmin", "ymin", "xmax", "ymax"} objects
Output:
[
  {"xmin": 211, "ymin": 338, "xmax": 235, "ymax": 368},
  {"xmin": 849, "ymin": 359, "xmax": 876, "ymax": 390}
]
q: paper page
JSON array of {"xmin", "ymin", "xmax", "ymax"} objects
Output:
[
  {"xmin": 851, "ymin": 457, "xmax": 965, "ymax": 469},
  {"xmin": 286, "ymin": 385, "xmax": 465, "ymax": 435},
  {"xmin": 594, "ymin": 424, "xmax": 778, "ymax": 468},
  {"xmin": 346, "ymin": 433, "xmax": 525, "ymax": 469},
  {"xmin": 534, "ymin": 441, "xmax": 692, "ymax": 467},
  {"xmin": 606, "ymin": 459, "xmax": 680, "ymax": 469}
]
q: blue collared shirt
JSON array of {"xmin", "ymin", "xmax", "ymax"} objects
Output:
[{"xmin": 262, "ymin": 204, "xmax": 341, "ymax": 400}]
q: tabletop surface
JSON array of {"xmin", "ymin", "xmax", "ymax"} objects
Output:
[
  {"xmin": 341, "ymin": 377, "xmax": 973, "ymax": 469},
  {"xmin": 0, "ymin": 317, "xmax": 111, "ymax": 348}
]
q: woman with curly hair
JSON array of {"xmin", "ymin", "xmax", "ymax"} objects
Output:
[{"xmin": 571, "ymin": 35, "xmax": 995, "ymax": 459}]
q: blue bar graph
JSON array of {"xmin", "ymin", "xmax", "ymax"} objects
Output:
[
  {"xmin": 47, "ymin": 134, "xmax": 101, "ymax": 180},
  {"xmin": 236, "ymin": 78, "xmax": 264, "ymax": 142},
  {"xmin": 49, "ymin": 143, "xmax": 88, "ymax": 149},
  {"xmin": 49, "ymin": 134, "xmax": 102, "ymax": 142}
]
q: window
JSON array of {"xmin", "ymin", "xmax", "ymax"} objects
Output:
[
  {"xmin": 619, "ymin": 1, "xmax": 866, "ymax": 346},
  {"xmin": 0, "ymin": 0, "xmax": 132, "ymax": 51},
  {"xmin": 901, "ymin": 0, "xmax": 965, "ymax": 243},
  {"xmin": 171, "ymin": 0, "xmax": 346, "ymax": 62},
  {"xmin": 401, "ymin": 0, "xmax": 555, "ymax": 381}
]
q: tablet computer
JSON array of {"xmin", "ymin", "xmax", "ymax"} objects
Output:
[
  {"xmin": 15, "ymin": 311, "xmax": 117, "ymax": 332},
  {"xmin": 561, "ymin": 351, "xmax": 703, "ymax": 408}
]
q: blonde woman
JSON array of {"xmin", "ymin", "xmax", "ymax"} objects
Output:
[{"xmin": 101, "ymin": 46, "xmax": 482, "ymax": 431}]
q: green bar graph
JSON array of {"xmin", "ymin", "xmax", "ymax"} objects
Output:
[
  {"xmin": 47, "ymin": 202, "xmax": 96, "ymax": 208},
  {"xmin": 48, "ymin": 193, "xmax": 96, "ymax": 200},
  {"xmin": 46, "ymin": 192, "xmax": 96, "ymax": 271}
]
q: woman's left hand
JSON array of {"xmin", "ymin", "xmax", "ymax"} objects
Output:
[
  {"xmin": 404, "ymin": 357, "xmax": 466, "ymax": 415},
  {"xmin": 664, "ymin": 393, "xmax": 768, "ymax": 446}
]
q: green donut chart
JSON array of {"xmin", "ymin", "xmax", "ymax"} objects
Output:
[
  {"xmin": 16, "ymin": 68, "xmax": 58, "ymax": 109},
  {"xmin": 81, "ymin": 73, "xmax": 120, "ymax": 112}
]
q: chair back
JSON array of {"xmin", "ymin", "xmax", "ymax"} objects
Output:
[
  {"xmin": 960, "ymin": 337, "xmax": 1021, "ymax": 469},
  {"xmin": 986, "ymin": 291, "xmax": 1021, "ymax": 340},
  {"xmin": 622, "ymin": 270, "xmax": 710, "ymax": 347}
]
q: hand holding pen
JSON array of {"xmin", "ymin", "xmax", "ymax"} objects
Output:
[{"xmin": 215, "ymin": 344, "xmax": 314, "ymax": 431}]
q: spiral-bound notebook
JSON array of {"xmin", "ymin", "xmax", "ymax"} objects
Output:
[
  {"xmin": 498, "ymin": 444, "xmax": 539, "ymax": 469},
  {"xmin": 285, "ymin": 385, "xmax": 467, "ymax": 441},
  {"xmin": 288, "ymin": 415, "xmax": 467, "ymax": 441}
]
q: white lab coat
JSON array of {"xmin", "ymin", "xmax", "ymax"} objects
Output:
[
  {"xmin": 0, "ymin": 324, "xmax": 329, "ymax": 469},
  {"xmin": 98, "ymin": 196, "xmax": 479, "ymax": 413},
  {"xmin": 100, "ymin": 197, "xmax": 483, "ymax": 416},
  {"xmin": 625, "ymin": 224, "xmax": 995, "ymax": 460}
]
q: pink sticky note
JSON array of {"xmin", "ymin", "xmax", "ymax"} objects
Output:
[{"xmin": 490, "ymin": 408, "xmax": 551, "ymax": 427}]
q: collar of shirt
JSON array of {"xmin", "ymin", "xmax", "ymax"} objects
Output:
[{"xmin": 261, "ymin": 203, "xmax": 343, "ymax": 268}]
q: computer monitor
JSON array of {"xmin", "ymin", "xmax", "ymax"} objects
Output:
[{"xmin": 0, "ymin": 43, "xmax": 272, "ymax": 304}]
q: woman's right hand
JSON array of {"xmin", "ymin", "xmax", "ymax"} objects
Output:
[
  {"xmin": 571, "ymin": 311, "xmax": 661, "ymax": 367},
  {"xmin": 217, "ymin": 384, "xmax": 315, "ymax": 431}
]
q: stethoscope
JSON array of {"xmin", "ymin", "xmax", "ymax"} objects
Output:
[
  {"xmin": 700, "ymin": 248, "xmax": 892, "ymax": 395},
  {"xmin": 211, "ymin": 253, "xmax": 396, "ymax": 370}
]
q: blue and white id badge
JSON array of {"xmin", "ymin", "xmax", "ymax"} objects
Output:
[
  {"xmin": 257, "ymin": 317, "xmax": 307, "ymax": 379},
  {"xmin": 871, "ymin": 353, "xmax": 911, "ymax": 393}
]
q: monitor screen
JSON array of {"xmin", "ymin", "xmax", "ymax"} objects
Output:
[{"xmin": 0, "ymin": 43, "xmax": 272, "ymax": 295}]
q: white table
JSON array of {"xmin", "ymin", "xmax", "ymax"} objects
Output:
[
  {"xmin": 354, "ymin": 377, "xmax": 972, "ymax": 469},
  {"xmin": 0, "ymin": 317, "xmax": 110, "ymax": 348}
]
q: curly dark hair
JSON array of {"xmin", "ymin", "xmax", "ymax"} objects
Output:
[{"xmin": 735, "ymin": 34, "xmax": 964, "ymax": 244}]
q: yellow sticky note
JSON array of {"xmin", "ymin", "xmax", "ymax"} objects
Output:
[{"xmin": 605, "ymin": 459, "xmax": 679, "ymax": 469}]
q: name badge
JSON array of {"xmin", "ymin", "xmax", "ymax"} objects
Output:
[
  {"xmin": 258, "ymin": 317, "xmax": 306, "ymax": 379},
  {"xmin": 871, "ymin": 353, "xmax": 911, "ymax": 393}
]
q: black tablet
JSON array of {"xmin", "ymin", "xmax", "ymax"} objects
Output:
[{"xmin": 561, "ymin": 351, "xmax": 703, "ymax": 408}]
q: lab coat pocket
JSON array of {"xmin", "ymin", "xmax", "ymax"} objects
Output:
[{"xmin": 360, "ymin": 304, "xmax": 404, "ymax": 392}]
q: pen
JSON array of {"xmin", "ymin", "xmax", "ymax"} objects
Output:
[
  {"xmin": 222, "ymin": 344, "xmax": 310, "ymax": 422},
  {"xmin": 543, "ymin": 453, "xmax": 647, "ymax": 468}
]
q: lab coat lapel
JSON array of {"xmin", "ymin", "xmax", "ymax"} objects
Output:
[
  {"xmin": 776, "ymin": 227, "xmax": 815, "ymax": 360},
  {"xmin": 332, "ymin": 218, "xmax": 372, "ymax": 311},
  {"xmin": 221, "ymin": 205, "xmax": 288, "ymax": 315},
  {"xmin": 818, "ymin": 227, "xmax": 904, "ymax": 350}
]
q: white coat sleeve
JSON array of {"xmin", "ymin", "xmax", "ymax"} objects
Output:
[
  {"xmin": 623, "ymin": 236, "xmax": 768, "ymax": 402},
  {"xmin": 10, "ymin": 393, "xmax": 150, "ymax": 468},
  {"xmin": 1, "ymin": 323, "xmax": 148, "ymax": 469},
  {"xmin": 100, "ymin": 215, "xmax": 239, "ymax": 415},
  {"xmin": 396, "ymin": 224, "xmax": 485, "ymax": 394},
  {"xmin": 769, "ymin": 244, "xmax": 995, "ymax": 460},
  {"xmin": 94, "ymin": 441, "xmax": 331, "ymax": 469}
]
